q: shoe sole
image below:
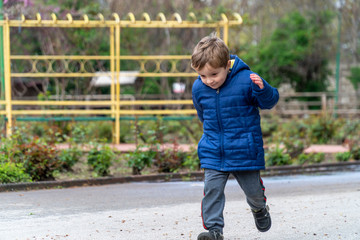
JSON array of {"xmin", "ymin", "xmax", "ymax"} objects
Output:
[
  {"xmin": 197, "ymin": 232, "xmax": 223, "ymax": 240},
  {"xmin": 197, "ymin": 237, "xmax": 213, "ymax": 240}
]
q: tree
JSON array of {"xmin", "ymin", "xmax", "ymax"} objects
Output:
[
  {"xmin": 5, "ymin": 0, "xmax": 356, "ymax": 97},
  {"xmin": 244, "ymin": 10, "xmax": 334, "ymax": 92},
  {"xmin": 341, "ymin": 0, "xmax": 360, "ymax": 64},
  {"xmin": 348, "ymin": 66, "xmax": 360, "ymax": 107}
]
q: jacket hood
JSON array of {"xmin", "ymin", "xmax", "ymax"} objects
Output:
[{"xmin": 230, "ymin": 54, "xmax": 250, "ymax": 76}]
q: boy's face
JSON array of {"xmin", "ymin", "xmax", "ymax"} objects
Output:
[{"xmin": 194, "ymin": 61, "xmax": 231, "ymax": 89}]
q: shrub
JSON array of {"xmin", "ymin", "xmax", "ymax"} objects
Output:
[
  {"xmin": 350, "ymin": 146, "xmax": 360, "ymax": 160},
  {"xmin": 297, "ymin": 153, "xmax": 309, "ymax": 165},
  {"xmin": 1, "ymin": 132, "xmax": 61, "ymax": 181},
  {"xmin": 336, "ymin": 152, "xmax": 352, "ymax": 162},
  {"xmin": 297, "ymin": 153, "xmax": 325, "ymax": 165},
  {"xmin": 30, "ymin": 124, "xmax": 46, "ymax": 138},
  {"xmin": 27, "ymin": 123, "xmax": 67, "ymax": 144},
  {"xmin": 19, "ymin": 138, "xmax": 62, "ymax": 181},
  {"xmin": 120, "ymin": 121, "xmax": 134, "ymax": 143},
  {"xmin": 306, "ymin": 115, "xmax": 337, "ymax": 144},
  {"xmin": 71, "ymin": 124, "xmax": 90, "ymax": 143},
  {"xmin": 88, "ymin": 122, "xmax": 113, "ymax": 143},
  {"xmin": 333, "ymin": 119, "xmax": 360, "ymax": 144},
  {"xmin": 348, "ymin": 66, "xmax": 360, "ymax": 90},
  {"xmin": 87, "ymin": 144, "xmax": 115, "ymax": 176},
  {"xmin": 261, "ymin": 114, "xmax": 280, "ymax": 137},
  {"xmin": 346, "ymin": 135, "xmax": 360, "ymax": 161},
  {"xmin": 283, "ymin": 138, "xmax": 306, "ymax": 158},
  {"xmin": 59, "ymin": 147, "xmax": 82, "ymax": 171},
  {"xmin": 266, "ymin": 146, "xmax": 292, "ymax": 166},
  {"xmin": 163, "ymin": 119, "xmax": 203, "ymax": 144},
  {"xmin": 182, "ymin": 147, "xmax": 200, "ymax": 171},
  {"xmin": 156, "ymin": 149, "xmax": 183, "ymax": 173},
  {"xmin": 154, "ymin": 140, "xmax": 185, "ymax": 173},
  {"xmin": 0, "ymin": 162, "xmax": 32, "ymax": 184},
  {"xmin": 0, "ymin": 136, "xmax": 23, "ymax": 163},
  {"xmin": 311, "ymin": 152, "xmax": 325, "ymax": 164},
  {"xmin": 269, "ymin": 118, "xmax": 308, "ymax": 144},
  {"xmin": 126, "ymin": 146, "xmax": 156, "ymax": 175}
]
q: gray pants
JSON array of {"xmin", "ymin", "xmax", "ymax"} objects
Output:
[{"xmin": 201, "ymin": 169, "xmax": 267, "ymax": 233}]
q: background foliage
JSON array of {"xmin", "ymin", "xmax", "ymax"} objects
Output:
[
  {"xmin": 2, "ymin": 0, "xmax": 359, "ymax": 99},
  {"xmin": 245, "ymin": 11, "xmax": 334, "ymax": 91}
]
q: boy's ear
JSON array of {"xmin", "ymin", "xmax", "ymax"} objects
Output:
[
  {"xmin": 226, "ymin": 60, "xmax": 232, "ymax": 69},
  {"xmin": 191, "ymin": 64, "xmax": 198, "ymax": 72}
]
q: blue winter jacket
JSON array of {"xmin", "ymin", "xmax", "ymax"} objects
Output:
[{"xmin": 192, "ymin": 55, "xmax": 279, "ymax": 171}]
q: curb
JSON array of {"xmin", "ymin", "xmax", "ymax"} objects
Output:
[
  {"xmin": 261, "ymin": 161, "xmax": 360, "ymax": 176},
  {"xmin": 0, "ymin": 172, "xmax": 204, "ymax": 192},
  {"xmin": 1, "ymin": 161, "xmax": 360, "ymax": 192}
]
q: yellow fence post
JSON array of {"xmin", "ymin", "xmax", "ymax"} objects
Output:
[
  {"xmin": 112, "ymin": 13, "xmax": 121, "ymax": 144},
  {"xmin": 116, "ymin": 24, "xmax": 121, "ymax": 144},
  {"xmin": 3, "ymin": 18, "xmax": 12, "ymax": 136},
  {"xmin": 110, "ymin": 26, "xmax": 115, "ymax": 118},
  {"xmin": 221, "ymin": 13, "xmax": 229, "ymax": 46},
  {"xmin": 110, "ymin": 26, "xmax": 116, "ymax": 143}
]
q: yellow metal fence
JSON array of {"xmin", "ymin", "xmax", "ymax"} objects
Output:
[{"xmin": 0, "ymin": 12, "xmax": 243, "ymax": 143}]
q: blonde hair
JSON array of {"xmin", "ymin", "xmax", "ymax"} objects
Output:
[{"xmin": 191, "ymin": 33, "xmax": 230, "ymax": 70}]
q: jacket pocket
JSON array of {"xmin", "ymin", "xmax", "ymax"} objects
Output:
[{"xmin": 247, "ymin": 133, "xmax": 258, "ymax": 160}]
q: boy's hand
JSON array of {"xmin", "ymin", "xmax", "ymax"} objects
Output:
[{"xmin": 250, "ymin": 74, "xmax": 264, "ymax": 89}]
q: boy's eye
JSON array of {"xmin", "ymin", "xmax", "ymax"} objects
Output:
[{"xmin": 212, "ymin": 73, "xmax": 217, "ymax": 76}]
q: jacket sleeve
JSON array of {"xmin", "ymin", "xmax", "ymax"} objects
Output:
[
  {"xmin": 192, "ymin": 94, "xmax": 204, "ymax": 122},
  {"xmin": 251, "ymin": 77, "xmax": 279, "ymax": 109}
]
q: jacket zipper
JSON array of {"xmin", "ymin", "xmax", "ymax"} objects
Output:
[{"xmin": 216, "ymin": 88, "xmax": 225, "ymax": 170}]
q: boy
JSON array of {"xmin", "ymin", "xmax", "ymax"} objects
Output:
[{"xmin": 191, "ymin": 34, "xmax": 279, "ymax": 240}]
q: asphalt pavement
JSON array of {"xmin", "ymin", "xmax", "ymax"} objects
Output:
[{"xmin": 1, "ymin": 171, "xmax": 360, "ymax": 240}]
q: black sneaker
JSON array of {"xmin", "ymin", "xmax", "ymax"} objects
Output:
[
  {"xmin": 251, "ymin": 205, "xmax": 271, "ymax": 232},
  {"xmin": 197, "ymin": 230, "xmax": 224, "ymax": 240}
]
